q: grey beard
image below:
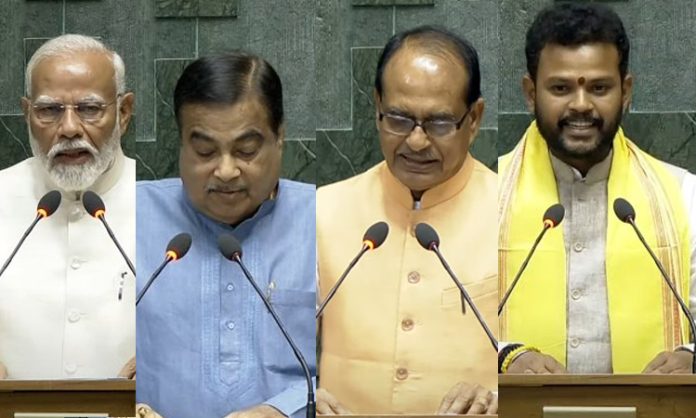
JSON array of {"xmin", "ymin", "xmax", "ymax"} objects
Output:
[{"xmin": 29, "ymin": 122, "xmax": 121, "ymax": 192}]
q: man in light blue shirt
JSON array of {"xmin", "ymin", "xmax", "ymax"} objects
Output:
[{"xmin": 135, "ymin": 52, "xmax": 316, "ymax": 418}]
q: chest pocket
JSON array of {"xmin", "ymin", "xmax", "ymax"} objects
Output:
[
  {"xmin": 441, "ymin": 274, "xmax": 497, "ymax": 310},
  {"xmin": 262, "ymin": 288, "xmax": 316, "ymax": 375}
]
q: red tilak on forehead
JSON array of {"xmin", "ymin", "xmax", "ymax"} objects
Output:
[{"xmin": 578, "ymin": 76, "xmax": 586, "ymax": 85}]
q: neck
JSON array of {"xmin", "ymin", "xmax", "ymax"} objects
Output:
[{"xmin": 549, "ymin": 147, "xmax": 611, "ymax": 177}]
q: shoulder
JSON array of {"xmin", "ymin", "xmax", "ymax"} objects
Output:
[{"xmin": 317, "ymin": 162, "xmax": 382, "ymax": 203}]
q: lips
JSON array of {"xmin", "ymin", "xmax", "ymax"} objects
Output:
[
  {"xmin": 399, "ymin": 154, "xmax": 439, "ymax": 173},
  {"xmin": 52, "ymin": 149, "xmax": 93, "ymax": 165}
]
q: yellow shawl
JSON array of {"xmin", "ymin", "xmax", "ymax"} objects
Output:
[{"xmin": 499, "ymin": 121, "xmax": 691, "ymax": 373}]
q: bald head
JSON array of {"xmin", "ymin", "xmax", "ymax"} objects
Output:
[{"xmin": 375, "ymin": 25, "xmax": 481, "ymax": 107}]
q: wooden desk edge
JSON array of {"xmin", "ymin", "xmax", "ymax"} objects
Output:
[
  {"xmin": 0, "ymin": 379, "xmax": 135, "ymax": 392},
  {"xmin": 499, "ymin": 374, "xmax": 696, "ymax": 386}
]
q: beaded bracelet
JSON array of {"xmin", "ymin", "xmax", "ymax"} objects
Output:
[{"xmin": 501, "ymin": 345, "xmax": 540, "ymax": 373}]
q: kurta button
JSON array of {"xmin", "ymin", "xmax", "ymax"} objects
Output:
[
  {"xmin": 65, "ymin": 363, "xmax": 77, "ymax": 374},
  {"xmin": 396, "ymin": 367, "xmax": 408, "ymax": 380},
  {"xmin": 401, "ymin": 318, "xmax": 414, "ymax": 331},
  {"xmin": 573, "ymin": 242, "xmax": 584, "ymax": 252},
  {"xmin": 571, "ymin": 289, "xmax": 581, "ymax": 300},
  {"xmin": 67, "ymin": 310, "xmax": 81, "ymax": 323},
  {"xmin": 407, "ymin": 271, "xmax": 420, "ymax": 284},
  {"xmin": 570, "ymin": 337, "xmax": 580, "ymax": 348},
  {"xmin": 226, "ymin": 321, "xmax": 235, "ymax": 330},
  {"xmin": 71, "ymin": 259, "xmax": 81, "ymax": 270},
  {"xmin": 226, "ymin": 283, "xmax": 234, "ymax": 291}
]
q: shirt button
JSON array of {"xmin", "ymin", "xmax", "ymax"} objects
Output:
[
  {"xmin": 67, "ymin": 310, "xmax": 81, "ymax": 323},
  {"xmin": 226, "ymin": 283, "xmax": 234, "ymax": 291},
  {"xmin": 570, "ymin": 337, "xmax": 580, "ymax": 348},
  {"xmin": 401, "ymin": 318, "xmax": 414, "ymax": 331},
  {"xmin": 226, "ymin": 321, "xmax": 235, "ymax": 330},
  {"xmin": 573, "ymin": 242, "xmax": 584, "ymax": 252},
  {"xmin": 407, "ymin": 271, "xmax": 420, "ymax": 284},
  {"xmin": 571, "ymin": 289, "xmax": 582, "ymax": 300},
  {"xmin": 71, "ymin": 259, "xmax": 82, "ymax": 270},
  {"xmin": 396, "ymin": 367, "xmax": 409, "ymax": 380},
  {"xmin": 65, "ymin": 363, "xmax": 77, "ymax": 374}
]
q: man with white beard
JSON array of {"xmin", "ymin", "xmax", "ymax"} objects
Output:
[{"xmin": 0, "ymin": 34, "xmax": 135, "ymax": 379}]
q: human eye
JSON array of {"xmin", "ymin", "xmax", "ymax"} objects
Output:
[{"xmin": 34, "ymin": 103, "xmax": 63, "ymax": 119}]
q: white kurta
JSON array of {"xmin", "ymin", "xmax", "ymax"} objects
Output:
[{"xmin": 0, "ymin": 151, "xmax": 135, "ymax": 379}]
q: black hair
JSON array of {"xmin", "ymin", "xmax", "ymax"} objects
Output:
[
  {"xmin": 173, "ymin": 51, "xmax": 284, "ymax": 135},
  {"xmin": 374, "ymin": 25, "xmax": 482, "ymax": 107},
  {"xmin": 525, "ymin": 2, "xmax": 630, "ymax": 81}
]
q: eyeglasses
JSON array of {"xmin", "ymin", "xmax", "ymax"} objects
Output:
[
  {"xmin": 378, "ymin": 108, "xmax": 470, "ymax": 139},
  {"xmin": 31, "ymin": 97, "xmax": 119, "ymax": 124}
]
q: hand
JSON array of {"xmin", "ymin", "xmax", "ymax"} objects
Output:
[
  {"xmin": 316, "ymin": 387, "xmax": 352, "ymax": 415},
  {"xmin": 118, "ymin": 356, "xmax": 136, "ymax": 379},
  {"xmin": 506, "ymin": 350, "xmax": 567, "ymax": 374},
  {"xmin": 643, "ymin": 350, "xmax": 693, "ymax": 374},
  {"xmin": 224, "ymin": 404, "xmax": 286, "ymax": 418},
  {"xmin": 436, "ymin": 382, "xmax": 496, "ymax": 415},
  {"xmin": 0, "ymin": 362, "xmax": 6, "ymax": 379},
  {"xmin": 136, "ymin": 404, "xmax": 164, "ymax": 418}
]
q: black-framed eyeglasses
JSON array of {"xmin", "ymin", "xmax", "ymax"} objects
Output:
[
  {"xmin": 30, "ymin": 95, "xmax": 120, "ymax": 124},
  {"xmin": 378, "ymin": 108, "xmax": 470, "ymax": 139}
]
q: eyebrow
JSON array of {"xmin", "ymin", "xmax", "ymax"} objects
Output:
[
  {"xmin": 545, "ymin": 76, "xmax": 616, "ymax": 84},
  {"xmin": 32, "ymin": 94, "xmax": 107, "ymax": 104}
]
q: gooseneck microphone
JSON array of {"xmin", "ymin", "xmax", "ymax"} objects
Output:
[
  {"xmin": 0, "ymin": 190, "xmax": 62, "ymax": 279},
  {"xmin": 613, "ymin": 197, "xmax": 696, "ymax": 374},
  {"xmin": 415, "ymin": 223, "xmax": 498, "ymax": 352},
  {"xmin": 218, "ymin": 233, "xmax": 315, "ymax": 418},
  {"xmin": 498, "ymin": 203, "xmax": 565, "ymax": 316},
  {"xmin": 82, "ymin": 191, "xmax": 135, "ymax": 276},
  {"xmin": 316, "ymin": 221, "xmax": 389, "ymax": 319},
  {"xmin": 136, "ymin": 233, "xmax": 192, "ymax": 306}
]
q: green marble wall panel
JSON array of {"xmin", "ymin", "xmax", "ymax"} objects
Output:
[
  {"xmin": 155, "ymin": 0, "xmax": 238, "ymax": 17},
  {"xmin": 0, "ymin": 116, "xmax": 31, "ymax": 169},
  {"xmin": 352, "ymin": 0, "xmax": 434, "ymax": 6},
  {"xmin": 316, "ymin": 1, "xmax": 393, "ymax": 130},
  {"xmin": 0, "ymin": 1, "xmax": 62, "ymax": 115},
  {"xmin": 498, "ymin": 112, "xmax": 696, "ymax": 173}
]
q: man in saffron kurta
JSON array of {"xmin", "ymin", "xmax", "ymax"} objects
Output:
[
  {"xmin": 317, "ymin": 26, "xmax": 497, "ymax": 414},
  {"xmin": 498, "ymin": 2, "xmax": 695, "ymax": 375}
]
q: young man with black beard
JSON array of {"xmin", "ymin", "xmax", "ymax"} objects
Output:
[{"xmin": 499, "ymin": 2, "xmax": 696, "ymax": 375}]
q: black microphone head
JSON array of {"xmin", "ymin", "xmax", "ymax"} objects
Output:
[
  {"xmin": 166, "ymin": 233, "xmax": 192, "ymax": 261},
  {"xmin": 543, "ymin": 203, "xmax": 565, "ymax": 228},
  {"xmin": 82, "ymin": 190, "xmax": 106, "ymax": 218},
  {"xmin": 415, "ymin": 223, "xmax": 440, "ymax": 251},
  {"xmin": 363, "ymin": 221, "xmax": 389, "ymax": 250},
  {"xmin": 37, "ymin": 190, "xmax": 62, "ymax": 218},
  {"xmin": 218, "ymin": 233, "xmax": 243, "ymax": 261},
  {"xmin": 613, "ymin": 197, "xmax": 635, "ymax": 223}
]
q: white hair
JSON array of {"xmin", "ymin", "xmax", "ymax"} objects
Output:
[{"xmin": 25, "ymin": 34, "xmax": 126, "ymax": 97}]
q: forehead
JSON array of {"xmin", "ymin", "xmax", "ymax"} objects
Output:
[
  {"xmin": 31, "ymin": 51, "xmax": 116, "ymax": 99},
  {"xmin": 537, "ymin": 43, "xmax": 621, "ymax": 81},
  {"xmin": 381, "ymin": 46, "xmax": 468, "ymax": 111},
  {"xmin": 179, "ymin": 96, "xmax": 272, "ymax": 138}
]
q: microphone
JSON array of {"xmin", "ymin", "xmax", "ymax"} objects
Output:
[
  {"xmin": 82, "ymin": 191, "xmax": 135, "ymax": 276},
  {"xmin": 136, "ymin": 233, "xmax": 192, "ymax": 306},
  {"xmin": 218, "ymin": 233, "xmax": 315, "ymax": 418},
  {"xmin": 613, "ymin": 197, "xmax": 696, "ymax": 374},
  {"xmin": 315, "ymin": 221, "xmax": 389, "ymax": 319},
  {"xmin": 498, "ymin": 203, "xmax": 565, "ymax": 315},
  {"xmin": 415, "ymin": 222, "xmax": 498, "ymax": 352},
  {"xmin": 0, "ymin": 190, "xmax": 62, "ymax": 279}
]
